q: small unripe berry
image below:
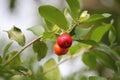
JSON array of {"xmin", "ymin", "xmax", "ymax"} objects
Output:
[
  {"xmin": 57, "ymin": 33, "xmax": 72, "ymax": 48},
  {"xmin": 53, "ymin": 43, "xmax": 68, "ymax": 56}
]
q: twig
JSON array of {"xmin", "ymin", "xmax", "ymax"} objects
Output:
[
  {"xmin": 1, "ymin": 36, "xmax": 42, "ymax": 69},
  {"xmin": 43, "ymin": 48, "xmax": 86, "ymax": 74}
]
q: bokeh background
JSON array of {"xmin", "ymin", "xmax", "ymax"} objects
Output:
[{"xmin": 0, "ymin": 0, "xmax": 120, "ymax": 79}]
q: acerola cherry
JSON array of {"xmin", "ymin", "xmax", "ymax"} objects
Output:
[
  {"xmin": 57, "ymin": 33, "xmax": 72, "ymax": 48},
  {"xmin": 53, "ymin": 43, "xmax": 68, "ymax": 56}
]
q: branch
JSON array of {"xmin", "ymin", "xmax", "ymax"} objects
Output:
[
  {"xmin": 43, "ymin": 48, "xmax": 87, "ymax": 74},
  {"xmin": 1, "ymin": 36, "xmax": 42, "ymax": 69}
]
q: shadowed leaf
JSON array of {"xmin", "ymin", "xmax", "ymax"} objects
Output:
[{"xmin": 33, "ymin": 41, "xmax": 48, "ymax": 61}]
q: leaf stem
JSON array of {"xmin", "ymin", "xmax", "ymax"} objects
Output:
[
  {"xmin": 67, "ymin": 22, "xmax": 79, "ymax": 33},
  {"xmin": 43, "ymin": 48, "xmax": 87, "ymax": 74},
  {"xmin": 1, "ymin": 36, "xmax": 42, "ymax": 69}
]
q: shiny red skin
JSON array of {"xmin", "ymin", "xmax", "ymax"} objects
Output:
[
  {"xmin": 57, "ymin": 34, "xmax": 72, "ymax": 48},
  {"xmin": 53, "ymin": 43, "xmax": 68, "ymax": 56}
]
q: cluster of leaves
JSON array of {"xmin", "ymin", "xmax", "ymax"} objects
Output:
[{"xmin": 0, "ymin": 0, "xmax": 119, "ymax": 80}]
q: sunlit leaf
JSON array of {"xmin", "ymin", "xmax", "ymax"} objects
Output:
[
  {"xmin": 89, "ymin": 76, "xmax": 107, "ymax": 80},
  {"xmin": 82, "ymin": 52, "xmax": 97, "ymax": 68},
  {"xmin": 6, "ymin": 26, "xmax": 25, "ymax": 46},
  {"xmin": 79, "ymin": 11, "xmax": 90, "ymax": 22},
  {"xmin": 85, "ymin": 13, "xmax": 111, "ymax": 23},
  {"xmin": 43, "ymin": 58, "xmax": 61, "ymax": 80},
  {"xmin": 33, "ymin": 41, "xmax": 48, "ymax": 61},
  {"xmin": 91, "ymin": 23, "xmax": 112, "ymax": 42},
  {"xmin": 28, "ymin": 25, "xmax": 45, "ymax": 36},
  {"xmin": 10, "ymin": 75, "xmax": 24, "ymax": 80},
  {"xmin": 39, "ymin": 5, "xmax": 68, "ymax": 30},
  {"xmin": 43, "ymin": 32, "xmax": 57, "ymax": 41},
  {"xmin": 66, "ymin": 0, "xmax": 80, "ymax": 20},
  {"xmin": 52, "ymin": 25, "xmax": 60, "ymax": 33}
]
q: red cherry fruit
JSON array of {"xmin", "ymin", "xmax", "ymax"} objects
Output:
[
  {"xmin": 53, "ymin": 43, "xmax": 68, "ymax": 56},
  {"xmin": 57, "ymin": 33, "xmax": 72, "ymax": 48}
]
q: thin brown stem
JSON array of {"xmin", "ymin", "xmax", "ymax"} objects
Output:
[
  {"xmin": 43, "ymin": 48, "xmax": 86, "ymax": 74},
  {"xmin": 1, "ymin": 36, "xmax": 42, "ymax": 69}
]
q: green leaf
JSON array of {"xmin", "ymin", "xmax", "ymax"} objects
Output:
[
  {"xmin": 9, "ymin": 51, "xmax": 21, "ymax": 67},
  {"xmin": 6, "ymin": 26, "xmax": 25, "ymax": 46},
  {"xmin": 74, "ymin": 27, "xmax": 92, "ymax": 40},
  {"xmin": 36, "ymin": 66, "xmax": 43, "ymax": 75},
  {"xmin": 3, "ymin": 42, "xmax": 13, "ymax": 58},
  {"xmin": 108, "ymin": 26, "xmax": 116, "ymax": 45},
  {"xmin": 0, "ymin": 56, "xmax": 2, "ymax": 64},
  {"xmin": 28, "ymin": 25, "xmax": 45, "ymax": 36},
  {"xmin": 112, "ymin": 47, "xmax": 120, "ymax": 58},
  {"xmin": 116, "ymin": 61, "xmax": 120, "ymax": 72},
  {"xmin": 89, "ymin": 76, "xmax": 107, "ymax": 80},
  {"xmin": 52, "ymin": 25, "xmax": 60, "ymax": 33},
  {"xmin": 98, "ymin": 43, "xmax": 111, "ymax": 53},
  {"xmin": 65, "ymin": 75, "xmax": 75, "ymax": 80},
  {"xmin": 115, "ymin": 61, "xmax": 120, "ymax": 73},
  {"xmin": 86, "ymin": 13, "xmax": 111, "ymax": 23},
  {"xmin": 38, "ymin": 5, "xmax": 68, "ymax": 30},
  {"xmin": 82, "ymin": 52, "xmax": 97, "ymax": 68},
  {"xmin": 58, "ymin": 56, "xmax": 62, "ymax": 61},
  {"xmin": 13, "ymin": 65, "xmax": 28, "ymax": 72},
  {"xmin": 66, "ymin": 0, "xmax": 80, "ymax": 20},
  {"xmin": 69, "ymin": 43, "xmax": 81, "ymax": 55},
  {"xmin": 23, "ymin": 74, "xmax": 49, "ymax": 80},
  {"xmin": 9, "ymin": 0, "xmax": 16, "ymax": 10},
  {"xmin": 43, "ymin": 32, "xmax": 57, "ymax": 41},
  {"xmin": 10, "ymin": 75, "xmax": 23, "ymax": 80},
  {"xmin": 79, "ymin": 11, "xmax": 90, "ymax": 23},
  {"xmin": 93, "ymin": 50, "xmax": 117, "ymax": 71},
  {"xmin": 64, "ymin": 8, "xmax": 73, "ymax": 25},
  {"xmin": 44, "ymin": 19, "xmax": 54, "ymax": 31},
  {"xmin": 79, "ymin": 75, "xmax": 88, "ymax": 80},
  {"xmin": 77, "ymin": 40, "xmax": 98, "ymax": 46},
  {"xmin": 0, "ymin": 70, "xmax": 14, "ymax": 79},
  {"xmin": 43, "ymin": 58, "xmax": 61, "ymax": 80},
  {"xmin": 115, "ymin": 0, "xmax": 120, "ymax": 4},
  {"xmin": 33, "ymin": 41, "xmax": 48, "ymax": 61},
  {"xmin": 91, "ymin": 23, "xmax": 112, "ymax": 42}
]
